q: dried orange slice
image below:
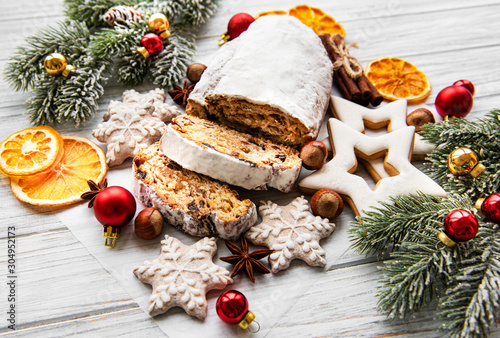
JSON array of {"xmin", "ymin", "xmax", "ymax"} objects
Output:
[
  {"xmin": 255, "ymin": 10, "xmax": 287, "ymax": 19},
  {"xmin": 0, "ymin": 126, "xmax": 64, "ymax": 177},
  {"xmin": 288, "ymin": 4, "xmax": 345, "ymax": 36},
  {"xmin": 365, "ymin": 57, "xmax": 432, "ymax": 102},
  {"xmin": 10, "ymin": 135, "xmax": 107, "ymax": 206}
]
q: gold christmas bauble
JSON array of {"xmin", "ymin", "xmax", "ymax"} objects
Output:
[
  {"xmin": 148, "ymin": 13, "xmax": 170, "ymax": 36},
  {"xmin": 447, "ymin": 147, "xmax": 485, "ymax": 177},
  {"xmin": 44, "ymin": 53, "xmax": 68, "ymax": 76},
  {"xmin": 44, "ymin": 53, "xmax": 75, "ymax": 77}
]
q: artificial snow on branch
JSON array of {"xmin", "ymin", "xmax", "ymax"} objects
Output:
[
  {"xmin": 421, "ymin": 110, "xmax": 500, "ymax": 200},
  {"xmin": 5, "ymin": 0, "xmax": 220, "ymax": 126}
]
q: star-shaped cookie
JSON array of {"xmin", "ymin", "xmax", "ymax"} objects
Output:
[
  {"xmin": 329, "ymin": 96, "xmax": 434, "ymax": 157},
  {"xmin": 245, "ymin": 196, "xmax": 335, "ymax": 273},
  {"xmin": 321, "ymin": 97, "xmax": 435, "ymax": 180},
  {"xmin": 300, "ymin": 118, "xmax": 447, "ymax": 217},
  {"xmin": 134, "ymin": 235, "xmax": 233, "ymax": 319}
]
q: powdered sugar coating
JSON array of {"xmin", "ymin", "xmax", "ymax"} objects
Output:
[
  {"xmin": 188, "ymin": 15, "xmax": 333, "ymax": 143},
  {"xmin": 132, "ymin": 144, "xmax": 257, "ymax": 241},
  {"xmin": 159, "ymin": 123, "xmax": 300, "ymax": 192},
  {"xmin": 133, "ymin": 175, "xmax": 257, "ymax": 241}
]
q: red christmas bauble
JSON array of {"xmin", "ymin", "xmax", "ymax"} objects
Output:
[
  {"xmin": 435, "ymin": 85, "xmax": 473, "ymax": 119},
  {"xmin": 93, "ymin": 186, "xmax": 137, "ymax": 227},
  {"xmin": 453, "ymin": 79, "xmax": 475, "ymax": 96},
  {"xmin": 482, "ymin": 193, "xmax": 500, "ymax": 224},
  {"xmin": 227, "ymin": 13, "xmax": 255, "ymax": 40},
  {"xmin": 216, "ymin": 290, "xmax": 249, "ymax": 325},
  {"xmin": 141, "ymin": 33, "xmax": 163, "ymax": 56},
  {"xmin": 443, "ymin": 209, "xmax": 479, "ymax": 242}
]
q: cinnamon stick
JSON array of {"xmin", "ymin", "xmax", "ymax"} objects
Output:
[
  {"xmin": 321, "ymin": 34, "xmax": 361, "ymax": 103},
  {"xmin": 362, "ymin": 75, "xmax": 383, "ymax": 106},
  {"xmin": 334, "ymin": 75, "xmax": 352, "ymax": 101},
  {"xmin": 356, "ymin": 76, "xmax": 371, "ymax": 101},
  {"xmin": 321, "ymin": 34, "xmax": 383, "ymax": 106}
]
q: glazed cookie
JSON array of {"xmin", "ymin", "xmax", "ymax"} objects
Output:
[
  {"xmin": 322, "ymin": 97, "xmax": 435, "ymax": 161},
  {"xmin": 245, "ymin": 196, "xmax": 335, "ymax": 273},
  {"xmin": 134, "ymin": 235, "xmax": 233, "ymax": 319},
  {"xmin": 93, "ymin": 89, "xmax": 181, "ymax": 167},
  {"xmin": 300, "ymin": 118, "xmax": 447, "ymax": 217}
]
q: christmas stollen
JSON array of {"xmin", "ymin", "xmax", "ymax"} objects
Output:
[
  {"xmin": 186, "ymin": 15, "xmax": 333, "ymax": 148},
  {"xmin": 160, "ymin": 115, "xmax": 302, "ymax": 192},
  {"xmin": 133, "ymin": 143, "xmax": 257, "ymax": 240}
]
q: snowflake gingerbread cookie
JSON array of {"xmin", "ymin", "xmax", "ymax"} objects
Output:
[
  {"xmin": 245, "ymin": 196, "xmax": 335, "ymax": 273},
  {"xmin": 134, "ymin": 235, "xmax": 233, "ymax": 319},
  {"xmin": 93, "ymin": 89, "xmax": 181, "ymax": 167},
  {"xmin": 300, "ymin": 118, "xmax": 447, "ymax": 217}
]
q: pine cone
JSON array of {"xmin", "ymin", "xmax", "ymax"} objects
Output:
[{"xmin": 103, "ymin": 6, "xmax": 143, "ymax": 27}]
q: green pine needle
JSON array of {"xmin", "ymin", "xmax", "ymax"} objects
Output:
[
  {"xmin": 90, "ymin": 21, "xmax": 148, "ymax": 58},
  {"xmin": 377, "ymin": 228, "xmax": 476, "ymax": 320},
  {"xmin": 4, "ymin": 20, "xmax": 91, "ymax": 92},
  {"xmin": 64, "ymin": 0, "xmax": 138, "ymax": 29},
  {"xmin": 349, "ymin": 192, "xmax": 473, "ymax": 259},
  {"xmin": 138, "ymin": 0, "xmax": 219, "ymax": 27},
  {"xmin": 350, "ymin": 191, "xmax": 500, "ymax": 336},
  {"xmin": 150, "ymin": 26, "xmax": 195, "ymax": 89},
  {"xmin": 5, "ymin": 20, "xmax": 106, "ymax": 126},
  {"xmin": 6, "ymin": 0, "xmax": 219, "ymax": 126},
  {"xmin": 420, "ymin": 110, "xmax": 500, "ymax": 200},
  {"xmin": 437, "ymin": 222, "xmax": 500, "ymax": 337},
  {"xmin": 116, "ymin": 52, "xmax": 148, "ymax": 86}
]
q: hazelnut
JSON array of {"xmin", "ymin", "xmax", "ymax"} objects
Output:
[
  {"xmin": 186, "ymin": 63, "xmax": 207, "ymax": 83},
  {"xmin": 310, "ymin": 189, "xmax": 344, "ymax": 219},
  {"xmin": 300, "ymin": 141, "xmax": 328, "ymax": 170},
  {"xmin": 134, "ymin": 207, "xmax": 164, "ymax": 240},
  {"xmin": 406, "ymin": 108, "xmax": 435, "ymax": 132}
]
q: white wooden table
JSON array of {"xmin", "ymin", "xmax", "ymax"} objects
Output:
[{"xmin": 1, "ymin": 0, "xmax": 500, "ymax": 336}]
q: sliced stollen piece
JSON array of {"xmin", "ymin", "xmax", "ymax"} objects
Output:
[
  {"xmin": 133, "ymin": 143, "xmax": 257, "ymax": 241},
  {"xmin": 160, "ymin": 115, "xmax": 302, "ymax": 193},
  {"xmin": 186, "ymin": 15, "xmax": 333, "ymax": 148}
]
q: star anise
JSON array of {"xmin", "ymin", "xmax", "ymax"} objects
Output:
[
  {"xmin": 219, "ymin": 236, "xmax": 273, "ymax": 283},
  {"xmin": 80, "ymin": 178, "xmax": 108, "ymax": 208},
  {"xmin": 168, "ymin": 80, "xmax": 194, "ymax": 106}
]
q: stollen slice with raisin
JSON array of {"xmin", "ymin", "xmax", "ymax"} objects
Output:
[{"xmin": 160, "ymin": 115, "xmax": 302, "ymax": 193}]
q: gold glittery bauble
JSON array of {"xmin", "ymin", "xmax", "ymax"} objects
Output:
[
  {"xmin": 147, "ymin": 13, "xmax": 170, "ymax": 39},
  {"xmin": 447, "ymin": 147, "xmax": 485, "ymax": 177},
  {"xmin": 44, "ymin": 53, "xmax": 68, "ymax": 76},
  {"xmin": 44, "ymin": 53, "xmax": 75, "ymax": 77}
]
